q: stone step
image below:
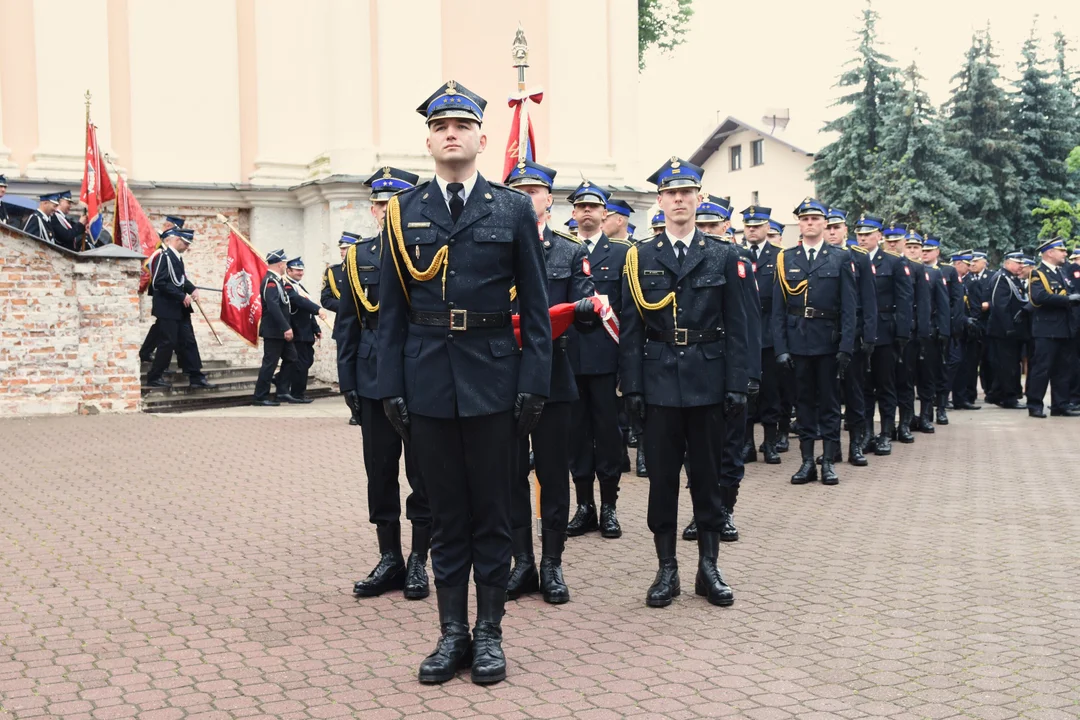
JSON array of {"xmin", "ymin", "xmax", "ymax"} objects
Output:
[
  {"xmin": 141, "ymin": 366, "xmax": 263, "ymax": 383},
  {"xmin": 140, "ymin": 358, "xmax": 232, "ymax": 372},
  {"xmin": 141, "ymin": 374, "xmax": 264, "ymax": 396},
  {"xmin": 142, "ymin": 385, "xmax": 336, "ymax": 413}
]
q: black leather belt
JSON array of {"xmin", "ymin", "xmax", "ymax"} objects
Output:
[
  {"xmin": 409, "ymin": 309, "xmax": 510, "ymax": 330},
  {"xmin": 877, "ymin": 306, "xmax": 896, "ymax": 315},
  {"xmin": 646, "ymin": 328, "xmax": 724, "ymax": 346},
  {"xmin": 788, "ymin": 306, "xmax": 837, "ymax": 320},
  {"xmin": 360, "ymin": 315, "xmax": 379, "ymax": 330}
]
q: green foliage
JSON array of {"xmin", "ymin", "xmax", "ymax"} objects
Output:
[
  {"xmin": 1031, "ymin": 198, "xmax": 1080, "ymax": 245},
  {"xmin": 1068, "ymin": 146, "xmax": 1080, "ymax": 175},
  {"xmin": 637, "ymin": 0, "xmax": 694, "ymax": 71},
  {"xmin": 809, "ymin": 1, "xmax": 898, "ymax": 216}
]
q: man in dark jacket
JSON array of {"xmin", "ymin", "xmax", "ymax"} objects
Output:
[
  {"xmin": 253, "ymin": 249, "xmax": 301, "ymax": 406},
  {"xmin": 280, "ymin": 257, "xmax": 326, "ymax": 402},
  {"xmin": 1026, "ymin": 237, "xmax": 1080, "ymax": 417}
]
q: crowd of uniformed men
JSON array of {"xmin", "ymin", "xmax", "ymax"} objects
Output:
[{"xmin": 126, "ymin": 79, "xmax": 1080, "ymax": 686}]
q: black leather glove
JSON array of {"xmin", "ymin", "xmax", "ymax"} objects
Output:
[
  {"xmin": 623, "ymin": 393, "xmax": 646, "ymax": 424},
  {"xmin": 836, "ymin": 352, "xmax": 852, "ymax": 379},
  {"xmin": 1068, "ymin": 293, "xmax": 1080, "ymax": 304},
  {"xmin": 383, "ymin": 397, "xmax": 410, "ymax": 443},
  {"xmin": 1012, "ymin": 310, "xmax": 1025, "ymax": 325},
  {"xmin": 513, "ymin": 392, "xmax": 545, "ymax": 438},
  {"xmin": 894, "ymin": 337, "xmax": 909, "ymax": 353},
  {"xmin": 776, "ymin": 353, "xmax": 794, "ymax": 371},
  {"xmin": 746, "ymin": 379, "xmax": 760, "ymax": 416},
  {"xmin": 724, "ymin": 391, "xmax": 748, "ymax": 420},
  {"xmin": 860, "ymin": 339, "xmax": 875, "ymax": 355},
  {"xmin": 573, "ymin": 297, "xmax": 600, "ymax": 332}
]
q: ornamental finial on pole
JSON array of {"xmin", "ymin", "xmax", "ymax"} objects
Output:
[{"xmin": 512, "ymin": 24, "xmax": 528, "ymax": 91}]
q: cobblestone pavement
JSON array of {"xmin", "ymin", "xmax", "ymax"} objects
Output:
[{"xmin": 2, "ymin": 402, "xmax": 1079, "ymax": 720}]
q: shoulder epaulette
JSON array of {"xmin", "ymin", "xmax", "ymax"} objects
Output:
[
  {"xmin": 702, "ymin": 232, "xmax": 727, "ymax": 242},
  {"xmin": 850, "ymin": 245, "xmax": 868, "ymax": 254},
  {"xmin": 488, "ymin": 180, "xmax": 528, "ymax": 197},
  {"xmin": 884, "ymin": 249, "xmax": 902, "ymax": 258},
  {"xmin": 609, "ymin": 238, "xmax": 633, "ymax": 247},
  {"xmin": 552, "ymin": 228, "xmax": 581, "ymax": 244}
]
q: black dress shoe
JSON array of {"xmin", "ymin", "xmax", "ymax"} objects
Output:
[
  {"xmin": 538, "ymin": 530, "xmax": 569, "ymax": 605},
  {"xmin": 599, "ymin": 503, "xmax": 622, "ymax": 539},
  {"xmin": 936, "ymin": 408, "xmax": 949, "ymax": 425},
  {"xmin": 695, "ymin": 531, "xmax": 735, "ymax": 606},
  {"xmin": 353, "ymin": 525, "xmax": 406, "ymax": 597},
  {"xmin": 955, "ymin": 401, "xmax": 982, "ymax": 410},
  {"xmin": 146, "ymin": 378, "xmax": 171, "ymax": 388},
  {"xmin": 682, "ymin": 518, "xmax": 698, "ymax": 541},
  {"xmin": 471, "ymin": 585, "xmax": 507, "ymax": 684},
  {"xmin": 349, "ymin": 415, "xmax": 359, "ymax": 425},
  {"xmin": 566, "ymin": 503, "xmax": 598, "ymax": 537},
  {"xmin": 1000, "ymin": 400, "xmax": 1024, "ymax": 409},
  {"xmin": 277, "ymin": 394, "xmax": 306, "ymax": 404},
  {"xmin": 1029, "ymin": 407, "xmax": 1046, "ymax": 418},
  {"xmin": 252, "ymin": 397, "xmax": 280, "ymax": 407},
  {"xmin": 188, "ymin": 376, "xmax": 214, "ymax": 389},
  {"xmin": 646, "ymin": 534, "xmax": 680, "ymax": 608},
  {"xmin": 875, "ymin": 431, "xmax": 893, "ymax": 456},
  {"xmin": 774, "ymin": 433, "xmax": 790, "ymax": 453},
  {"xmin": 289, "ymin": 395, "xmax": 314, "ymax": 404},
  {"xmin": 418, "ymin": 586, "xmax": 471, "ymax": 684},
  {"xmin": 1050, "ymin": 408, "xmax": 1080, "ymax": 417},
  {"xmin": 718, "ymin": 508, "xmax": 738, "ymax": 542}
]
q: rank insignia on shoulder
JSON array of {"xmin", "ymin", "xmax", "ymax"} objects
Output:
[{"xmin": 407, "ymin": 222, "xmax": 431, "ymax": 228}]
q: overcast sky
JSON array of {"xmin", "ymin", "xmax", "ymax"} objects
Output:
[{"xmin": 633, "ymin": 0, "xmax": 1080, "ymax": 179}]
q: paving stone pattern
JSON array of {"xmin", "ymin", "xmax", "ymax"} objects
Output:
[{"xmin": 2, "ymin": 406, "xmax": 1079, "ymax": 719}]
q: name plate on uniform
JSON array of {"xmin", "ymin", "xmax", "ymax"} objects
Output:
[
  {"xmin": 407, "ymin": 222, "xmax": 431, "ymax": 228},
  {"xmin": 358, "ymin": 266, "xmax": 376, "ymax": 271},
  {"xmin": 643, "ymin": 270, "xmax": 665, "ymax": 276}
]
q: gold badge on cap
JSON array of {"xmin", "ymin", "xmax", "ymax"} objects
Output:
[
  {"xmin": 446, "ymin": 80, "xmax": 458, "ymax": 95},
  {"xmin": 382, "ymin": 166, "xmax": 392, "ymax": 178},
  {"xmin": 670, "ymin": 157, "xmax": 681, "ymax": 168}
]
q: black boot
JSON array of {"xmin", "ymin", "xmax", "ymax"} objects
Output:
[
  {"xmin": 626, "ymin": 429, "xmax": 639, "ymax": 448},
  {"xmin": 775, "ymin": 416, "xmax": 791, "ymax": 452},
  {"xmin": 718, "ymin": 504, "xmax": 739, "ymax": 542},
  {"xmin": 848, "ymin": 426, "xmax": 868, "ymax": 467},
  {"xmin": 762, "ymin": 424, "xmax": 781, "ymax": 464},
  {"xmin": 506, "ymin": 528, "xmax": 538, "ymax": 600},
  {"xmin": 936, "ymin": 395, "xmax": 949, "ymax": 425},
  {"xmin": 791, "ymin": 440, "xmax": 818, "ymax": 485},
  {"xmin": 741, "ymin": 433, "xmax": 757, "ymax": 464},
  {"xmin": 404, "ymin": 524, "xmax": 431, "ymax": 600},
  {"xmin": 417, "ymin": 586, "xmax": 471, "ymax": 684},
  {"xmin": 538, "ymin": 529, "xmax": 569, "ymax": 605},
  {"xmin": 876, "ymin": 418, "xmax": 893, "ymax": 456},
  {"xmin": 567, "ymin": 483, "xmax": 598, "ymax": 537},
  {"xmin": 344, "ymin": 390, "xmax": 360, "ymax": 426},
  {"xmin": 599, "ymin": 503, "xmax": 622, "ymax": 539},
  {"xmin": 636, "ymin": 444, "xmax": 648, "ymax": 477},
  {"xmin": 681, "ymin": 518, "xmax": 697, "ymax": 541},
  {"xmin": 897, "ymin": 409, "xmax": 915, "ymax": 443},
  {"xmin": 620, "ymin": 447, "xmax": 631, "ymax": 474},
  {"xmin": 646, "ymin": 534, "xmax": 681, "ymax": 608},
  {"xmin": 821, "ymin": 442, "xmax": 840, "ymax": 485},
  {"xmin": 353, "ymin": 524, "xmax": 406, "ymax": 597},
  {"xmin": 919, "ymin": 401, "xmax": 935, "ymax": 433},
  {"xmin": 695, "ymin": 531, "xmax": 735, "ymax": 606},
  {"xmin": 471, "ymin": 585, "xmax": 507, "ymax": 684}
]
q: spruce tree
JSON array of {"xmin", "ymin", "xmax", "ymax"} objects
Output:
[
  {"xmin": 1012, "ymin": 24, "xmax": 1074, "ymax": 240},
  {"xmin": 942, "ymin": 30, "xmax": 1023, "ymax": 258},
  {"xmin": 1051, "ymin": 31, "xmax": 1080, "ymax": 195},
  {"xmin": 809, "ymin": 1, "xmax": 897, "ymax": 215},
  {"xmin": 873, "ymin": 63, "xmax": 965, "ymax": 245}
]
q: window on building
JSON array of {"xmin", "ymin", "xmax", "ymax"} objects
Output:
[
  {"xmin": 751, "ymin": 139, "xmax": 764, "ymax": 166},
  {"xmin": 751, "ymin": 191, "xmax": 759, "ymax": 205},
  {"xmin": 730, "ymin": 145, "xmax": 742, "ymax": 172}
]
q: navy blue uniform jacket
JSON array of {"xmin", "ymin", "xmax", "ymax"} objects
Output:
[
  {"xmin": 772, "ymin": 243, "xmax": 858, "ymax": 357},
  {"xmin": 566, "ymin": 233, "xmax": 630, "ymax": 376},
  {"xmin": 376, "ymin": 174, "xmax": 552, "ymax": 418}
]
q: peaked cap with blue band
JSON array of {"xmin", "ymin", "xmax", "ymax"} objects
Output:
[
  {"xmin": 854, "ymin": 214, "xmax": 885, "ymax": 234},
  {"xmin": 339, "ymin": 231, "xmax": 360, "ymax": 247},
  {"xmin": 651, "ymin": 211, "xmax": 666, "ymax": 228},
  {"xmin": 286, "ymin": 257, "xmax": 305, "ymax": 270},
  {"xmin": 794, "ymin": 197, "xmax": 827, "ymax": 217},
  {"xmin": 826, "ymin": 207, "xmax": 848, "ymax": 226},
  {"xmin": 904, "ymin": 229, "xmax": 924, "ymax": 245},
  {"xmin": 741, "ymin": 205, "xmax": 772, "ymax": 226},
  {"xmin": 627, "ymin": 222, "xmax": 637, "ymax": 236},
  {"xmin": 923, "ymin": 236, "xmax": 942, "ymax": 248},
  {"xmin": 697, "ymin": 195, "xmax": 733, "ymax": 223},
  {"xmin": 365, "ymin": 166, "xmax": 420, "ymax": 202},
  {"xmin": 646, "ymin": 157, "xmax": 704, "ymax": 191},
  {"xmin": 768, "ymin": 219, "xmax": 784, "ymax": 235},
  {"xmin": 505, "ymin": 159, "xmax": 557, "ymax": 189},
  {"xmin": 39, "ymin": 192, "xmax": 64, "ymax": 203},
  {"xmin": 416, "ymin": 80, "xmax": 486, "ymax": 124},
  {"xmin": 883, "ymin": 222, "xmax": 907, "ymax": 239},
  {"xmin": 1036, "ymin": 237, "xmax": 1066, "ymax": 254},
  {"xmin": 164, "ymin": 215, "xmax": 185, "ymax": 228},
  {"xmin": 564, "ymin": 218, "xmax": 578, "ymax": 230},
  {"xmin": 265, "ymin": 248, "xmax": 287, "ymax": 264},
  {"xmin": 567, "ymin": 180, "xmax": 608, "ymax": 206},
  {"xmin": 972, "ymin": 250, "xmax": 988, "ymax": 260},
  {"xmin": 606, "ymin": 198, "xmax": 634, "ymax": 217},
  {"xmin": 1004, "ymin": 250, "xmax": 1025, "ymax": 262}
]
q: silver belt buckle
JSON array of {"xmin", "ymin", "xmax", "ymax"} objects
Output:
[
  {"xmin": 803, "ymin": 307, "xmax": 815, "ymax": 319},
  {"xmin": 449, "ymin": 309, "xmax": 468, "ymax": 331},
  {"xmin": 674, "ymin": 328, "xmax": 689, "ymax": 346}
]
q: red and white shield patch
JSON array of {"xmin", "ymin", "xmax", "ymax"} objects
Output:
[
  {"xmin": 1074, "ymin": 270, "xmax": 1079, "ymax": 279},
  {"xmin": 904, "ymin": 266, "xmax": 910, "ymax": 276},
  {"xmin": 925, "ymin": 271, "xmax": 930, "ymax": 281},
  {"xmin": 871, "ymin": 263, "xmax": 877, "ymax": 275},
  {"xmin": 582, "ymin": 258, "xmax": 591, "ymax": 276},
  {"xmin": 738, "ymin": 262, "xmax": 747, "ymax": 279}
]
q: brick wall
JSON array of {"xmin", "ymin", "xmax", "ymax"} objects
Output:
[{"xmin": 0, "ymin": 226, "xmax": 144, "ymax": 415}]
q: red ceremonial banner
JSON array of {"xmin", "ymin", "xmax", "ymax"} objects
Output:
[
  {"xmin": 512, "ymin": 296, "xmax": 618, "ymax": 347},
  {"xmin": 113, "ymin": 176, "xmax": 162, "ymax": 294},
  {"xmin": 81, "ymin": 120, "xmax": 116, "ymax": 242},
  {"xmin": 220, "ymin": 231, "xmax": 267, "ymax": 346}
]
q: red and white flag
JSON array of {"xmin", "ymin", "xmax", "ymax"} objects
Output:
[
  {"xmin": 503, "ymin": 90, "xmax": 542, "ymax": 180},
  {"xmin": 113, "ymin": 176, "xmax": 161, "ymax": 294},
  {"xmin": 220, "ymin": 230, "xmax": 267, "ymax": 346},
  {"xmin": 80, "ymin": 118, "xmax": 116, "ymax": 242}
]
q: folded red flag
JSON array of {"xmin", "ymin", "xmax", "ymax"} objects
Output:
[{"xmin": 512, "ymin": 297, "xmax": 617, "ymax": 347}]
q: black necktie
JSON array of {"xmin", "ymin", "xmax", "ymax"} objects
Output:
[
  {"xmin": 675, "ymin": 242, "xmax": 686, "ymax": 265},
  {"xmin": 447, "ymin": 182, "xmax": 465, "ymax": 223},
  {"xmin": 751, "ymin": 244, "xmax": 759, "ymax": 262},
  {"xmin": 807, "ymin": 247, "xmax": 816, "ymax": 265}
]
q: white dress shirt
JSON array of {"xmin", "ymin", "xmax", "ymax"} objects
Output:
[
  {"xmin": 433, "ymin": 172, "xmax": 478, "ymax": 211},
  {"xmin": 580, "ymin": 230, "xmax": 603, "ymax": 254}
]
